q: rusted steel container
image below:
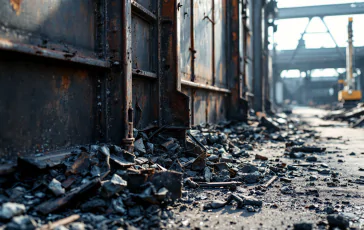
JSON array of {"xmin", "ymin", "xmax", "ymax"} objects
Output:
[{"xmin": 0, "ymin": 0, "xmax": 266, "ymax": 160}]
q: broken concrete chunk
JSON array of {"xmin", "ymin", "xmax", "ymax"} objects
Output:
[
  {"xmin": 48, "ymin": 178, "xmax": 66, "ymax": 196},
  {"xmin": 290, "ymin": 152, "xmax": 304, "ymax": 158},
  {"xmin": 220, "ymin": 152, "xmax": 233, "ymax": 163},
  {"xmin": 134, "ymin": 138, "xmax": 146, "ymax": 154},
  {"xmin": 204, "ymin": 167, "xmax": 212, "ymax": 182},
  {"xmin": 69, "ymin": 222, "xmax": 85, "ymax": 230},
  {"xmin": 101, "ymin": 174, "xmax": 127, "ymax": 198},
  {"xmin": 0, "ymin": 202, "xmax": 26, "ymax": 220},
  {"xmin": 203, "ymin": 200, "xmax": 226, "ymax": 210}
]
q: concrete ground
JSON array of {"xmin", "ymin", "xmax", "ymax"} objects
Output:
[{"xmin": 176, "ymin": 107, "xmax": 364, "ymax": 230}]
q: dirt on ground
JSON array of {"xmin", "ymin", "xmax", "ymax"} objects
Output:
[{"xmin": 0, "ymin": 107, "xmax": 363, "ymax": 230}]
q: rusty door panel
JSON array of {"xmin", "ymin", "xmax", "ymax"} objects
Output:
[
  {"xmin": 131, "ymin": 15, "xmax": 155, "ymax": 71},
  {"xmin": 131, "ymin": 1, "xmax": 158, "ymax": 129},
  {"xmin": 0, "ymin": 52, "xmax": 101, "ymax": 160},
  {"xmin": 182, "ymin": 86, "xmax": 228, "ymax": 125},
  {"xmin": 0, "ymin": 0, "xmax": 96, "ymax": 55},
  {"xmin": 132, "ymin": 78, "xmax": 158, "ymax": 129},
  {"xmin": 178, "ymin": 0, "xmax": 193, "ymax": 81},
  {"xmin": 213, "ymin": 0, "xmax": 227, "ymax": 88},
  {"xmin": 193, "ymin": 0, "xmax": 213, "ymax": 85}
]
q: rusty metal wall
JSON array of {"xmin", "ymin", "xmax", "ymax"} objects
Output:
[
  {"xmin": 178, "ymin": 0, "xmax": 246, "ymax": 125},
  {"xmin": 0, "ymin": 0, "xmax": 254, "ymax": 159},
  {"xmin": 0, "ymin": 0, "xmax": 111, "ymax": 160}
]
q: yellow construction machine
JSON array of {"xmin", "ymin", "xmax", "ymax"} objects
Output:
[{"xmin": 338, "ymin": 17, "xmax": 362, "ymax": 106}]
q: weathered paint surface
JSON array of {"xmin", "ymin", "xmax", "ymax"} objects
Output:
[{"xmin": 0, "ymin": 52, "xmax": 102, "ymax": 159}]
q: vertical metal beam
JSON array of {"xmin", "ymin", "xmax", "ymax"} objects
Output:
[
  {"xmin": 252, "ymin": 0, "xmax": 263, "ymax": 112},
  {"xmin": 159, "ymin": 0, "xmax": 190, "ymax": 129},
  {"xmin": 107, "ymin": 0, "xmax": 134, "ymax": 151},
  {"xmin": 227, "ymin": 0, "xmax": 248, "ymax": 121}
]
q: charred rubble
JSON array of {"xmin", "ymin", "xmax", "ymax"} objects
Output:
[{"xmin": 0, "ymin": 113, "xmax": 361, "ymax": 229}]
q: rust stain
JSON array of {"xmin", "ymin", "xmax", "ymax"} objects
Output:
[
  {"xmin": 61, "ymin": 76, "xmax": 71, "ymax": 91},
  {"xmin": 75, "ymin": 70, "xmax": 87, "ymax": 80},
  {"xmin": 10, "ymin": 0, "xmax": 22, "ymax": 15}
]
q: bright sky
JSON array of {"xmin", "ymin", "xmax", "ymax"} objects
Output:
[
  {"xmin": 276, "ymin": 0, "xmax": 364, "ymax": 77},
  {"xmin": 274, "ymin": 0, "xmax": 364, "ymax": 50},
  {"xmin": 278, "ymin": 0, "xmax": 364, "ymax": 8}
]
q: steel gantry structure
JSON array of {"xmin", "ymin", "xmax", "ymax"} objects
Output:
[{"xmin": 273, "ymin": 2, "xmax": 364, "ymax": 105}]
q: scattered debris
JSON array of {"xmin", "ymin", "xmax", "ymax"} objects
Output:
[{"xmin": 0, "ymin": 110, "xmax": 361, "ymax": 229}]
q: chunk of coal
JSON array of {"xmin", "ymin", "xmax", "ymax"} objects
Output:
[
  {"xmin": 128, "ymin": 205, "xmax": 143, "ymax": 218},
  {"xmin": 90, "ymin": 165, "xmax": 101, "ymax": 177},
  {"xmin": 184, "ymin": 178, "xmax": 199, "ymax": 188},
  {"xmin": 48, "ymin": 178, "xmax": 65, "ymax": 196},
  {"xmin": 134, "ymin": 138, "xmax": 146, "ymax": 154},
  {"xmin": 66, "ymin": 152, "xmax": 91, "ymax": 175},
  {"xmin": 240, "ymin": 164, "xmax": 258, "ymax": 173},
  {"xmin": 226, "ymin": 194, "xmax": 244, "ymax": 208},
  {"xmin": 17, "ymin": 150, "xmax": 76, "ymax": 170},
  {"xmin": 36, "ymin": 178, "xmax": 101, "ymax": 215},
  {"xmin": 306, "ymin": 156, "xmax": 317, "ymax": 162},
  {"xmin": 293, "ymin": 222, "xmax": 313, "ymax": 230},
  {"xmin": 259, "ymin": 117, "xmax": 280, "ymax": 132},
  {"xmin": 110, "ymin": 150, "xmax": 136, "ymax": 167},
  {"xmin": 169, "ymin": 160, "xmax": 184, "ymax": 172},
  {"xmin": 101, "ymin": 174, "xmax": 127, "ymax": 198},
  {"xmin": 0, "ymin": 203, "xmax": 26, "ymax": 220},
  {"xmin": 161, "ymin": 139, "xmax": 179, "ymax": 152},
  {"xmin": 327, "ymin": 214, "xmax": 350, "ymax": 229},
  {"xmin": 112, "ymin": 197, "xmax": 126, "ymax": 215},
  {"xmin": 291, "ymin": 146, "xmax": 326, "ymax": 153},
  {"xmin": 149, "ymin": 171, "xmax": 183, "ymax": 200},
  {"xmin": 242, "ymin": 196, "xmax": 263, "ymax": 207},
  {"xmin": 80, "ymin": 199, "xmax": 107, "ymax": 212},
  {"xmin": 242, "ymin": 171, "xmax": 261, "ymax": 184},
  {"xmin": 191, "ymin": 153, "xmax": 206, "ymax": 171},
  {"xmin": 309, "ymin": 175, "xmax": 318, "ymax": 181},
  {"xmin": 5, "ymin": 215, "xmax": 37, "ymax": 230}
]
